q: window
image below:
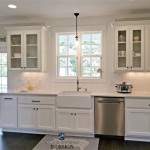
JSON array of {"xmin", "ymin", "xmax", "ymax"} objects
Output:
[
  {"xmin": 57, "ymin": 31, "xmax": 103, "ymax": 79},
  {"xmin": 0, "ymin": 53, "xmax": 7, "ymax": 91}
]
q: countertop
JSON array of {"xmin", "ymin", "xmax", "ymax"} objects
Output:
[{"xmin": 0, "ymin": 89, "xmax": 150, "ymax": 98}]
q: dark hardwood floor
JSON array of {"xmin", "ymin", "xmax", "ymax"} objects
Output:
[{"xmin": 0, "ymin": 131, "xmax": 150, "ymax": 150}]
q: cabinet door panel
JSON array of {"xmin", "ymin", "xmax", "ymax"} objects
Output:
[
  {"xmin": 126, "ymin": 109, "xmax": 150, "ymax": 136},
  {"xmin": 18, "ymin": 104, "xmax": 36, "ymax": 129},
  {"xmin": 36, "ymin": 105, "xmax": 55, "ymax": 130},
  {"xmin": 75, "ymin": 110, "xmax": 93, "ymax": 133},
  {"xmin": 56, "ymin": 109, "xmax": 74, "ymax": 131},
  {"xmin": 1, "ymin": 96, "xmax": 17, "ymax": 128},
  {"xmin": 24, "ymin": 31, "xmax": 40, "ymax": 70}
]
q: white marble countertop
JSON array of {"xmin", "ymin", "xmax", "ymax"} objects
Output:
[{"xmin": 0, "ymin": 89, "xmax": 150, "ymax": 98}]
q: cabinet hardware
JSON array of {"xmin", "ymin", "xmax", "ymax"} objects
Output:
[
  {"xmin": 33, "ymin": 108, "xmax": 35, "ymax": 110},
  {"xmin": 32, "ymin": 100, "xmax": 40, "ymax": 102},
  {"xmin": 71, "ymin": 113, "xmax": 73, "ymax": 115},
  {"xmin": 149, "ymin": 104, "xmax": 150, "ymax": 106},
  {"xmin": 130, "ymin": 66, "xmax": 132, "ymax": 68},
  {"xmin": 127, "ymin": 66, "xmax": 129, "ymax": 68},
  {"xmin": 74, "ymin": 113, "xmax": 76, "ymax": 115},
  {"xmin": 21, "ymin": 67, "xmax": 23, "ymax": 68},
  {"xmin": 4, "ymin": 98, "xmax": 13, "ymax": 100},
  {"xmin": 36, "ymin": 108, "xmax": 38, "ymax": 110}
]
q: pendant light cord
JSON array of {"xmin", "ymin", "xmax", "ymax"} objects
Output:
[{"xmin": 74, "ymin": 13, "xmax": 79, "ymax": 41}]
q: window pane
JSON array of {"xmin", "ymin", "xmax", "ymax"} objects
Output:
[
  {"xmin": 92, "ymin": 45, "xmax": 101, "ymax": 55},
  {"xmin": 59, "ymin": 57, "xmax": 67, "ymax": 67},
  {"xmin": 92, "ymin": 34, "xmax": 101, "ymax": 44},
  {"xmin": 1, "ymin": 65, "xmax": 7, "ymax": 77},
  {"xmin": 59, "ymin": 46, "xmax": 68, "ymax": 55},
  {"xmin": 82, "ymin": 57, "xmax": 90, "ymax": 67},
  {"xmin": 82, "ymin": 34, "xmax": 91, "ymax": 44},
  {"xmin": 91, "ymin": 67, "xmax": 99, "ymax": 77},
  {"xmin": 92, "ymin": 57, "xmax": 100, "ymax": 66},
  {"xmin": 82, "ymin": 45, "xmax": 91, "ymax": 55},
  {"xmin": 0, "ymin": 53, "xmax": 7, "ymax": 91},
  {"xmin": 59, "ymin": 35, "xmax": 67, "ymax": 46},
  {"xmin": 59, "ymin": 67, "xmax": 67, "ymax": 76},
  {"xmin": 2, "ymin": 53, "xmax": 7, "ymax": 64},
  {"xmin": 82, "ymin": 67, "xmax": 91, "ymax": 77},
  {"xmin": 68, "ymin": 35, "xmax": 77, "ymax": 55},
  {"xmin": 68, "ymin": 67, "xmax": 76, "ymax": 76}
]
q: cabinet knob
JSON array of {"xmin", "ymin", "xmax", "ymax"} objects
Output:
[
  {"xmin": 71, "ymin": 113, "xmax": 73, "ymax": 115},
  {"xmin": 127, "ymin": 66, "xmax": 129, "ymax": 68},
  {"xmin": 36, "ymin": 108, "xmax": 38, "ymax": 110},
  {"xmin": 33, "ymin": 108, "xmax": 35, "ymax": 110},
  {"xmin": 149, "ymin": 104, "xmax": 150, "ymax": 107},
  {"xmin": 130, "ymin": 66, "xmax": 132, "ymax": 68},
  {"xmin": 21, "ymin": 67, "xmax": 23, "ymax": 68},
  {"xmin": 74, "ymin": 113, "xmax": 76, "ymax": 115}
]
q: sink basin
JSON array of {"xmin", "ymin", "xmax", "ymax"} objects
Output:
[{"xmin": 56, "ymin": 91, "xmax": 91, "ymax": 108}]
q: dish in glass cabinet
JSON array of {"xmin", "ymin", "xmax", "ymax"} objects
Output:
[
  {"xmin": 133, "ymin": 36, "xmax": 140, "ymax": 41},
  {"xmin": 119, "ymin": 34, "xmax": 125, "ymax": 42}
]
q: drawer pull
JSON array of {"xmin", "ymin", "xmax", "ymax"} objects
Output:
[
  {"xmin": 149, "ymin": 104, "xmax": 150, "ymax": 107},
  {"xmin": 4, "ymin": 98, "xmax": 13, "ymax": 100},
  {"xmin": 32, "ymin": 100, "xmax": 40, "ymax": 103}
]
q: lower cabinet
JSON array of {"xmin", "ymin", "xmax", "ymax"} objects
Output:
[
  {"xmin": 125, "ymin": 98, "xmax": 150, "ymax": 138},
  {"xmin": 56, "ymin": 108, "xmax": 93, "ymax": 133},
  {"xmin": 18, "ymin": 96, "xmax": 55, "ymax": 131},
  {"xmin": 0, "ymin": 95, "xmax": 17, "ymax": 128}
]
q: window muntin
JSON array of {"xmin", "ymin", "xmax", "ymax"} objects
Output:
[
  {"xmin": 57, "ymin": 32, "xmax": 102, "ymax": 78},
  {"xmin": 0, "ymin": 53, "xmax": 7, "ymax": 91}
]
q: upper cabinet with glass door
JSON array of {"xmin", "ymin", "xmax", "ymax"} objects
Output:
[
  {"xmin": 115, "ymin": 26, "xmax": 144, "ymax": 71},
  {"xmin": 5, "ymin": 26, "xmax": 47, "ymax": 71}
]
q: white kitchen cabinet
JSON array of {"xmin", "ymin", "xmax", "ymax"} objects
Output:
[
  {"xmin": 0, "ymin": 95, "xmax": 17, "ymax": 128},
  {"xmin": 18, "ymin": 96, "xmax": 55, "ymax": 131},
  {"xmin": 115, "ymin": 26, "xmax": 144, "ymax": 71},
  {"xmin": 5, "ymin": 26, "xmax": 47, "ymax": 71},
  {"xmin": 125, "ymin": 98, "xmax": 150, "ymax": 138},
  {"xmin": 56, "ymin": 108, "xmax": 93, "ymax": 133}
]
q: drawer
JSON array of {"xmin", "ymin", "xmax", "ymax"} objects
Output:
[
  {"xmin": 18, "ymin": 96, "xmax": 56, "ymax": 105},
  {"xmin": 125, "ymin": 98, "xmax": 150, "ymax": 109},
  {"xmin": 1, "ymin": 95, "xmax": 17, "ymax": 101}
]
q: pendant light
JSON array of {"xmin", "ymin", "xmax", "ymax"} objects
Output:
[{"xmin": 74, "ymin": 13, "xmax": 79, "ymax": 46}]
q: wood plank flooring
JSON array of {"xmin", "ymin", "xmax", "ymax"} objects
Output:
[{"xmin": 0, "ymin": 132, "xmax": 150, "ymax": 150}]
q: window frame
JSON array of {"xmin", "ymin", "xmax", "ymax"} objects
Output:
[{"xmin": 52, "ymin": 25, "xmax": 106, "ymax": 83}]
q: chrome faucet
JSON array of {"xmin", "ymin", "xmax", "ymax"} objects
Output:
[{"xmin": 77, "ymin": 77, "xmax": 81, "ymax": 91}]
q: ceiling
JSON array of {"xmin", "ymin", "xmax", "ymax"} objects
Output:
[{"xmin": 0, "ymin": 0, "xmax": 150, "ymax": 23}]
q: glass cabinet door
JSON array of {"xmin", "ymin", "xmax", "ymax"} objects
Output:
[
  {"xmin": 25, "ymin": 33, "xmax": 39, "ymax": 69},
  {"xmin": 131, "ymin": 29, "xmax": 143, "ymax": 69},
  {"xmin": 10, "ymin": 34, "xmax": 23, "ymax": 69},
  {"xmin": 116, "ymin": 29, "xmax": 128, "ymax": 70}
]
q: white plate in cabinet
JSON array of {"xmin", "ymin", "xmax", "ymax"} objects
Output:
[{"xmin": 0, "ymin": 95, "xmax": 17, "ymax": 128}]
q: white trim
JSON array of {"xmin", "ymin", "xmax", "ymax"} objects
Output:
[{"xmin": 51, "ymin": 25, "xmax": 107, "ymax": 83}]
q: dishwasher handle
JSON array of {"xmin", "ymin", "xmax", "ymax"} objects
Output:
[{"xmin": 96, "ymin": 100, "xmax": 124, "ymax": 103}]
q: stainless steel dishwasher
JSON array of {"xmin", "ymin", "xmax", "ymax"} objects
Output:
[{"xmin": 94, "ymin": 97, "xmax": 125, "ymax": 136}]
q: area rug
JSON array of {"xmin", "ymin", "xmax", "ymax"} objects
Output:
[{"xmin": 33, "ymin": 135, "xmax": 99, "ymax": 150}]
